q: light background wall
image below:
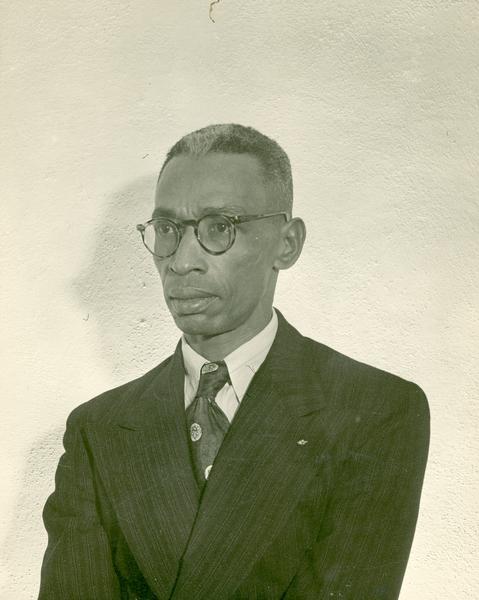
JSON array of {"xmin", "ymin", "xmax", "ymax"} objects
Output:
[{"xmin": 1, "ymin": 1, "xmax": 478, "ymax": 598}]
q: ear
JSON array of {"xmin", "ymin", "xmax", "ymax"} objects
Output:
[{"xmin": 273, "ymin": 217, "xmax": 306, "ymax": 271}]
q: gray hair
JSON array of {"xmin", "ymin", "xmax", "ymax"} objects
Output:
[{"xmin": 158, "ymin": 124, "xmax": 293, "ymax": 214}]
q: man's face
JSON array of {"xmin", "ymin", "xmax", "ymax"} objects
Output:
[{"xmin": 153, "ymin": 152, "xmax": 282, "ymax": 340}]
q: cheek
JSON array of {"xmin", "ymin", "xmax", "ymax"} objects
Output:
[
  {"xmin": 224, "ymin": 246, "xmax": 273, "ymax": 295},
  {"xmin": 225, "ymin": 250, "xmax": 263, "ymax": 283},
  {"xmin": 236, "ymin": 231, "xmax": 274, "ymax": 267}
]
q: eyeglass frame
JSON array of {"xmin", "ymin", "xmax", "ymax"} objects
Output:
[{"xmin": 136, "ymin": 211, "xmax": 289, "ymax": 258}]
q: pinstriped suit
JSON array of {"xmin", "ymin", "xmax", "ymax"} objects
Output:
[{"xmin": 39, "ymin": 310, "xmax": 429, "ymax": 599}]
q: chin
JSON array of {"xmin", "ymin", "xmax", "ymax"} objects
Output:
[{"xmin": 171, "ymin": 312, "xmax": 223, "ymax": 337}]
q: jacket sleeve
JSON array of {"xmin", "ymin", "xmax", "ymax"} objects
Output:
[
  {"xmin": 39, "ymin": 408, "xmax": 121, "ymax": 600},
  {"xmin": 284, "ymin": 382, "xmax": 430, "ymax": 600}
]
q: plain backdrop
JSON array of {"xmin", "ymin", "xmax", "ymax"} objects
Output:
[{"xmin": 1, "ymin": 1, "xmax": 478, "ymax": 598}]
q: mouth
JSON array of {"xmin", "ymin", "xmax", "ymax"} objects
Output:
[{"xmin": 168, "ymin": 288, "xmax": 218, "ymax": 315}]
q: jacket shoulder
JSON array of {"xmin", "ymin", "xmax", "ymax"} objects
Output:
[
  {"xmin": 67, "ymin": 354, "xmax": 174, "ymax": 426},
  {"xmin": 302, "ymin": 335, "xmax": 428, "ymax": 414}
]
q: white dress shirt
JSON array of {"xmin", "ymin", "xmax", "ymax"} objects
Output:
[{"xmin": 181, "ymin": 309, "xmax": 278, "ymax": 422}]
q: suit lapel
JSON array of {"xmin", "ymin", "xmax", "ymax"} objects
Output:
[
  {"xmin": 171, "ymin": 313, "xmax": 329, "ymax": 599},
  {"xmin": 85, "ymin": 347, "xmax": 200, "ymax": 599}
]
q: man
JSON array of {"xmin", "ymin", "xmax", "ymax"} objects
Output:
[{"xmin": 39, "ymin": 124, "xmax": 430, "ymax": 599}]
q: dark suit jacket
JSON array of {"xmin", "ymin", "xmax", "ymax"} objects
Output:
[{"xmin": 39, "ymin": 311, "xmax": 430, "ymax": 599}]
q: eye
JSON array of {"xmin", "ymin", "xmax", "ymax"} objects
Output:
[
  {"xmin": 210, "ymin": 221, "xmax": 228, "ymax": 234},
  {"xmin": 155, "ymin": 221, "xmax": 174, "ymax": 235}
]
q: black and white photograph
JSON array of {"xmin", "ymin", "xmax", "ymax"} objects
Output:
[{"xmin": 2, "ymin": 2, "xmax": 478, "ymax": 599}]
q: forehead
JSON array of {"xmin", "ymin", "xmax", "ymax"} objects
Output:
[{"xmin": 154, "ymin": 153, "xmax": 269, "ymax": 216}]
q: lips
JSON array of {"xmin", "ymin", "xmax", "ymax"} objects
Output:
[
  {"xmin": 167, "ymin": 287, "xmax": 218, "ymax": 315},
  {"xmin": 168, "ymin": 287, "xmax": 215, "ymax": 300}
]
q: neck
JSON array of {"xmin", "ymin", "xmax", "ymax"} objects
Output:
[{"xmin": 184, "ymin": 307, "xmax": 273, "ymax": 361}]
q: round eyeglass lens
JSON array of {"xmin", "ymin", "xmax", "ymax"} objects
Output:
[
  {"xmin": 198, "ymin": 215, "xmax": 234, "ymax": 253},
  {"xmin": 144, "ymin": 219, "xmax": 179, "ymax": 257}
]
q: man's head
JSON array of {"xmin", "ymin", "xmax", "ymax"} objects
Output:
[
  {"xmin": 148, "ymin": 124, "xmax": 306, "ymax": 353},
  {"xmin": 159, "ymin": 123, "xmax": 293, "ymax": 216}
]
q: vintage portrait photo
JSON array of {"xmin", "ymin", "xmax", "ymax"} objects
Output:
[{"xmin": 2, "ymin": 2, "xmax": 478, "ymax": 599}]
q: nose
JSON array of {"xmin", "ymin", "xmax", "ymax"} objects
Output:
[{"xmin": 167, "ymin": 225, "xmax": 207, "ymax": 275}]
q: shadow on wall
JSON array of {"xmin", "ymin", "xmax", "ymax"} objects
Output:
[
  {"xmin": 2, "ymin": 175, "xmax": 180, "ymax": 598},
  {"xmin": 71, "ymin": 173, "xmax": 179, "ymax": 381}
]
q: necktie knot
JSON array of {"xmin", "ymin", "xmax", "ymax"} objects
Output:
[{"xmin": 196, "ymin": 360, "xmax": 230, "ymax": 401}]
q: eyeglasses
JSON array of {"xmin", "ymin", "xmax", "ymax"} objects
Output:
[{"xmin": 136, "ymin": 211, "xmax": 288, "ymax": 258}]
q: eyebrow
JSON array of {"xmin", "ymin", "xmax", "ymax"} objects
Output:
[
  {"xmin": 151, "ymin": 205, "xmax": 247, "ymax": 219},
  {"xmin": 151, "ymin": 207, "xmax": 176, "ymax": 219}
]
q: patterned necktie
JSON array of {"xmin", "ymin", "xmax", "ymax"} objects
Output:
[{"xmin": 186, "ymin": 360, "xmax": 231, "ymax": 485}]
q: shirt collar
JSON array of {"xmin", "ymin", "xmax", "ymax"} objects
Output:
[{"xmin": 181, "ymin": 309, "xmax": 278, "ymax": 401}]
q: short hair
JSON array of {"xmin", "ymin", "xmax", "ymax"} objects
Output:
[{"xmin": 158, "ymin": 123, "xmax": 293, "ymax": 214}]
